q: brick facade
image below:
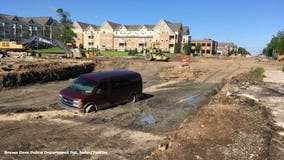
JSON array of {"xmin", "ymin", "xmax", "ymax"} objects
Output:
[
  {"xmin": 191, "ymin": 39, "xmax": 217, "ymax": 55},
  {"xmin": 75, "ymin": 19, "xmax": 190, "ymax": 53}
]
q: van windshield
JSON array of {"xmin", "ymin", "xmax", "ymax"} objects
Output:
[{"xmin": 69, "ymin": 77, "xmax": 97, "ymax": 94}]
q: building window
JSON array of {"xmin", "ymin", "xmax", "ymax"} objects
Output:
[
  {"xmin": 202, "ymin": 43, "xmax": 206, "ymax": 46},
  {"xmin": 207, "ymin": 43, "xmax": 211, "ymax": 46}
]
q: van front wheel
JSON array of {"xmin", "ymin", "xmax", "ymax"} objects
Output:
[
  {"xmin": 85, "ymin": 104, "xmax": 97, "ymax": 113},
  {"xmin": 128, "ymin": 94, "xmax": 137, "ymax": 103}
]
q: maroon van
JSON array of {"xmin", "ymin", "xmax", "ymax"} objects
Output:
[{"xmin": 58, "ymin": 70, "xmax": 143, "ymax": 113}]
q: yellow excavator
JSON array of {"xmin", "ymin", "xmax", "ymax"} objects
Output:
[
  {"xmin": 0, "ymin": 36, "xmax": 76, "ymax": 58},
  {"xmin": 0, "ymin": 41, "xmax": 25, "ymax": 50},
  {"xmin": 278, "ymin": 54, "xmax": 284, "ymax": 61}
]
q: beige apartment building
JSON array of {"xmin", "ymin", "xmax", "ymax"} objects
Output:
[
  {"xmin": 217, "ymin": 42, "xmax": 238, "ymax": 55},
  {"xmin": 0, "ymin": 13, "xmax": 56, "ymax": 42},
  {"xmin": 191, "ymin": 39, "xmax": 217, "ymax": 55},
  {"xmin": 73, "ymin": 19, "xmax": 190, "ymax": 53}
]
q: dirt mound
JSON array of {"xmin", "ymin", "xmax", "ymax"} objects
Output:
[
  {"xmin": 159, "ymin": 67, "xmax": 202, "ymax": 80},
  {"xmin": 0, "ymin": 60, "xmax": 95, "ymax": 89},
  {"xmin": 230, "ymin": 71, "xmax": 263, "ymax": 85},
  {"xmin": 146, "ymin": 79, "xmax": 273, "ymax": 160}
]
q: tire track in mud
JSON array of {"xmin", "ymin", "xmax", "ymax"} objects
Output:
[{"xmin": 199, "ymin": 63, "xmax": 241, "ymax": 83}]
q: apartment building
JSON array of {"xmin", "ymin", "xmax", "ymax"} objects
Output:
[
  {"xmin": 74, "ymin": 19, "xmax": 190, "ymax": 53},
  {"xmin": 0, "ymin": 13, "xmax": 56, "ymax": 42},
  {"xmin": 191, "ymin": 39, "xmax": 217, "ymax": 55},
  {"xmin": 217, "ymin": 42, "xmax": 238, "ymax": 55},
  {"xmin": 181, "ymin": 26, "xmax": 190, "ymax": 51},
  {"xmin": 73, "ymin": 21, "xmax": 92, "ymax": 48}
]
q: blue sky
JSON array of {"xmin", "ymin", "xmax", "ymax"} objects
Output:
[{"xmin": 1, "ymin": 0, "xmax": 284, "ymax": 54}]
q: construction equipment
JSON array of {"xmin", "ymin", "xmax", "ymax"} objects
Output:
[
  {"xmin": 0, "ymin": 36, "xmax": 76, "ymax": 58},
  {"xmin": 278, "ymin": 54, "xmax": 284, "ymax": 61},
  {"xmin": 21, "ymin": 36, "xmax": 74, "ymax": 57},
  {"xmin": 144, "ymin": 43, "xmax": 169, "ymax": 61},
  {"xmin": 0, "ymin": 41, "xmax": 26, "ymax": 51}
]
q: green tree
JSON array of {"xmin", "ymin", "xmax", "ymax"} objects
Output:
[
  {"xmin": 56, "ymin": 8, "xmax": 76, "ymax": 44},
  {"xmin": 182, "ymin": 43, "xmax": 190, "ymax": 55},
  {"xmin": 174, "ymin": 43, "xmax": 180, "ymax": 53},
  {"xmin": 237, "ymin": 47, "xmax": 250, "ymax": 56},
  {"xmin": 195, "ymin": 43, "xmax": 201, "ymax": 54},
  {"xmin": 263, "ymin": 30, "xmax": 284, "ymax": 57}
]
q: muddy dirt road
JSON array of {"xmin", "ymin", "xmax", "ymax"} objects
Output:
[{"xmin": 0, "ymin": 57, "xmax": 283, "ymax": 159}]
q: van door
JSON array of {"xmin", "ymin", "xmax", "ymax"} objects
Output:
[
  {"xmin": 110, "ymin": 78, "xmax": 129, "ymax": 105},
  {"xmin": 94, "ymin": 80, "xmax": 111, "ymax": 109}
]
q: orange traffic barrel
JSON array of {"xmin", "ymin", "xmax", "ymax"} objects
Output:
[{"xmin": 181, "ymin": 56, "xmax": 189, "ymax": 67}]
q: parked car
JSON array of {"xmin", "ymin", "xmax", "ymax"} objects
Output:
[{"xmin": 58, "ymin": 70, "xmax": 143, "ymax": 113}]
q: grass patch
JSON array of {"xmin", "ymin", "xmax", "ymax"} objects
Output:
[
  {"xmin": 231, "ymin": 67, "xmax": 265, "ymax": 84},
  {"xmin": 100, "ymin": 51, "xmax": 129, "ymax": 56},
  {"xmin": 253, "ymin": 67, "xmax": 265, "ymax": 75},
  {"xmin": 32, "ymin": 47, "xmax": 64, "ymax": 53},
  {"xmin": 251, "ymin": 67, "xmax": 265, "ymax": 81}
]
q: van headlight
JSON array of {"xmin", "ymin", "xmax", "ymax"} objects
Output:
[
  {"xmin": 73, "ymin": 99, "xmax": 83, "ymax": 108},
  {"xmin": 58, "ymin": 94, "xmax": 63, "ymax": 100}
]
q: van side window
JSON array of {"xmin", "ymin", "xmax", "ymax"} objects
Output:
[
  {"xmin": 96, "ymin": 81, "xmax": 107, "ymax": 94},
  {"xmin": 111, "ymin": 76, "xmax": 140, "ymax": 89}
]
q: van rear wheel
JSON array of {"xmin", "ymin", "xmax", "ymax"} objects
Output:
[
  {"xmin": 128, "ymin": 94, "xmax": 137, "ymax": 103},
  {"xmin": 85, "ymin": 104, "xmax": 97, "ymax": 113}
]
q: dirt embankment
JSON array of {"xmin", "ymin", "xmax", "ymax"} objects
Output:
[
  {"xmin": 146, "ymin": 72, "xmax": 275, "ymax": 160},
  {"xmin": 0, "ymin": 59, "xmax": 95, "ymax": 89}
]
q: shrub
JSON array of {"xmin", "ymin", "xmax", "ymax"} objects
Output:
[
  {"xmin": 128, "ymin": 48, "xmax": 138, "ymax": 56},
  {"xmin": 253, "ymin": 67, "xmax": 265, "ymax": 75}
]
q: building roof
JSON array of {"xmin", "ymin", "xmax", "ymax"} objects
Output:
[
  {"xmin": 183, "ymin": 26, "xmax": 189, "ymax": 35},
  {"xmin": 19, "ymin": 17, "xmax": 40, "ymax": 25},
  {"xmin": 163, "ymin": 19, "xmax": 182, "ymax": 32},
  {"xmin": 0, "ymin": 14, "xmax": 10, "ymax": 21},
  {"xmin": 124, "ymin": 25, "xmax": 141, "ymax": 31},
  {"xmin": 106, "ymin": 21, "xmax": 122, "ymax": 30},
  {"xmin": 29, "ymin": 17, "xmax": 53, "ymax": 25},
  {"xmin": 217, "ymin": 42, "xmax": 238, "ymax": 48},
  {"xmin": 144, "ymin": 25, "xmax": 155, "ymax": 31},
  {"xmin": 191, "ymin": 39, "xmax": 216, "ymax": 43},
  {"xmin": 76, "ymin": 21, "xmax": 92, "ymax": 30},
  {"xmin": 91, "ymin": 24, "xmax": 100, "ymax": 30},
  {"xmin": 0, "ymin": 13, "xmax": 24, "ymax": 23},
  {"xmin": 0, "ymin": 13, "xmax": 55, "ymax": 26},
  {"xmin": 2, "ymin": 14, "xmax": 16, "ymax": 21}
]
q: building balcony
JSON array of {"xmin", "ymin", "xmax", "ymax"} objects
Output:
[
  {"xmin": 119, "ymin": 39, "xmax": 125, "ymax": 44},
  {"xmin": 139, "ymin": 39, "xmax": 146, "ymax": 44}
]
